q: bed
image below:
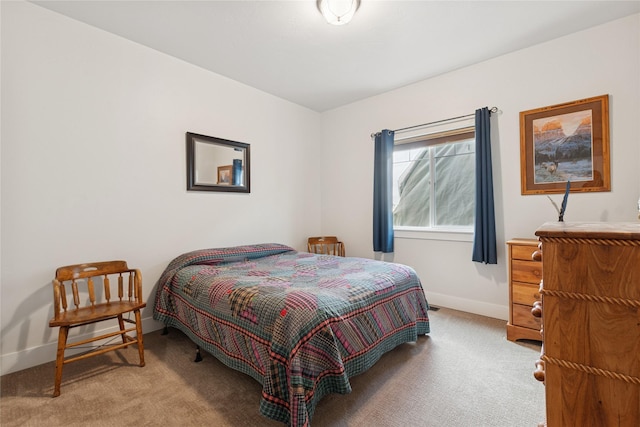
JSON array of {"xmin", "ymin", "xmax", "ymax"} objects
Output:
[{"xmin": 153, "ymin": 243, "xmax": 430, "ymax": 426}]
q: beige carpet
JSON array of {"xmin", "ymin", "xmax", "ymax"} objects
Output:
[{"xmin": 1, "ymin": 307, "xmax": 545, "ymax": 426}]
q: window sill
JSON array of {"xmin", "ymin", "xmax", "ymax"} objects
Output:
[{"xmin": 394, "ymin": 227, "xmax": 473, "ymax": 242}]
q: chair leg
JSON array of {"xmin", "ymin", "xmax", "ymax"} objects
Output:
[
  {"xmin": 53, "ymin": 326, "xmax": 69, "ymax": 397},
  {"xmin": 117, "ymin": 314, "xmax": 127, "ymax": 344},
  {"xmin": 134, "ymin": 309, "xmax": 145, "ymax": 367}
]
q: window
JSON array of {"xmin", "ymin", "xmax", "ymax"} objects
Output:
[{"xmin": 392, "ymin": 127, "xmax": 475, "ymax": 231}]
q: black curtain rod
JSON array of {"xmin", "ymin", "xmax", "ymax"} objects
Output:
[{"xmin": 371, "ymin": 106, "xmax": 498, "ymax": 138}]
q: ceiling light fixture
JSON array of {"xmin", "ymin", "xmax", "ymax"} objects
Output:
[{"xmin": 317, "ymin": 0, "xmax": 361, "ymax": 26}]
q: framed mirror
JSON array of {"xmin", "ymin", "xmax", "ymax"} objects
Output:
[{"xmin": 186, "ymin": 132, "xmax": 250, "ymax": 193}]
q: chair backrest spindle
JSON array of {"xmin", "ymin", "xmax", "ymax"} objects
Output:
[
  {"xmin": 71, "ymin": 280, "xmax": 80, "ymax": 310},
  {"xmin": 87, "ymin": 277, "xmax": 96, "ymax": 307},
  {"xmin": 59, "ymin": 282, "xmax": 68, "ymax": 312},
  {"xmin": 104, "ymin": 275, "xmax": 111, "ymax": 302}
]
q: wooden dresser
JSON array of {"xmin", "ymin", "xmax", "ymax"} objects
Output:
[
  {"xmin": 534, "ymin": 222, "xmax": 640, "ymax": 426},
  {"xmin": 506, "ymin": 239, "xmax": 542, "ymax": 342}
]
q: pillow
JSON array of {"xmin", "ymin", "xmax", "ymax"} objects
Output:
[{"xmin": 165, "ymin": 243, "xmax": 295, "ymax": 271}]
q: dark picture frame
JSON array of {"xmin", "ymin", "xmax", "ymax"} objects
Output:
[
  {"xmin": 186, "ymin": 132, "xmax": 250, "ymax": 193},
  {"xmin": 519, "ymin": 94, "xmax": 610, "ymax": 195}
]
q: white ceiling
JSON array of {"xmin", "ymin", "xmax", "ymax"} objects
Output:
[{"xmin": 31, "ymin": 1, "xmax": 640, "ymax": 112}]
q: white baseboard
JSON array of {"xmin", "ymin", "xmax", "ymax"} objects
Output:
[
  {"xmin": 0, "ymin": 316, "xmax": 163, "ymax": 376},
  {"xmin": 425, "ymin": 291, "xmax": 508, "ymax": 321}
]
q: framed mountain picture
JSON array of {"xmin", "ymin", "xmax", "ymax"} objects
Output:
[{"xmin": 520, "ymin": 95, "xmax": 610, "ymax": 195}]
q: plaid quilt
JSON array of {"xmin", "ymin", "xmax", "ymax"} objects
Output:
[{"xmin": 153, "ymin": 244, "xmax": 430, "ymax": 426}]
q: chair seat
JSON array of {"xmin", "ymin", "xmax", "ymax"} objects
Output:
[{"xmin": 49, "ymin": 301, "xmax": 146, "ymax": 327}]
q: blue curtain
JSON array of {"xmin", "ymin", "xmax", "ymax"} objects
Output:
[
  {"xmin": 373, "ymin": 130, "xmax": 395, "ymax": 253},
  {"xmin": 472, "ymin": 107, "xmax": 497, "ymax": 264}
]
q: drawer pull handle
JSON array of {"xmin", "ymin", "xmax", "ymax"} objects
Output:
[
  {"xmin": 534, "ymin": 359, "xmax": 545, "ymax": 382},
  {"xmin": 532, "ymin": 250, "xmax": 542, "ymax": 262},
  {"xmin": 531, "ymin": 301, "xmax": 542, "ymax": 318}
]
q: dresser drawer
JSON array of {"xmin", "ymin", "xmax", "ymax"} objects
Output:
[
  {"xmin": 511, "ymin": 243, "xmax": 538, "ymax": 261},
  {"xmin": 511, "ymin": 259, "xmax": 542, "ymax": 284},
  {"xmin": 512, "ymin": 303, "xmax": 541, "ymax": 330},
  {"xmin": 512, "ymin": 281, "xmax": 540, "ymax": 305}
]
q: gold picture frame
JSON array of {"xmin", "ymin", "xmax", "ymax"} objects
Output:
[
  {"xmin": 520, "ymin": 94, "xmax": 610, "ymax": 195},
  {"xmin": 217, "ymin": 165, "xmax": 233, "ymax": 185}
]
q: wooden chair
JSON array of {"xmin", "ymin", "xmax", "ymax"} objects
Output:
[
  {"xmin": 49, "ymin": 260, "xmax": 146, "ymax": 397},
  {"xmin": 307, "ymin": 236, "xmax": 346, "ymax": 257}
]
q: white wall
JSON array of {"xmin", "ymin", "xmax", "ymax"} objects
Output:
[
  {"xmin": 320, "ymin": 14, "xmax": 640, "ymax": 318},
  {"xmin": 0, "ymin": 2, "xmax": 322, "ymax": 374}
]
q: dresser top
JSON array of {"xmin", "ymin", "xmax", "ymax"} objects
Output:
[{"xmin": 535, "ymin": 221, "xmax": 640, "ymax": 240}]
